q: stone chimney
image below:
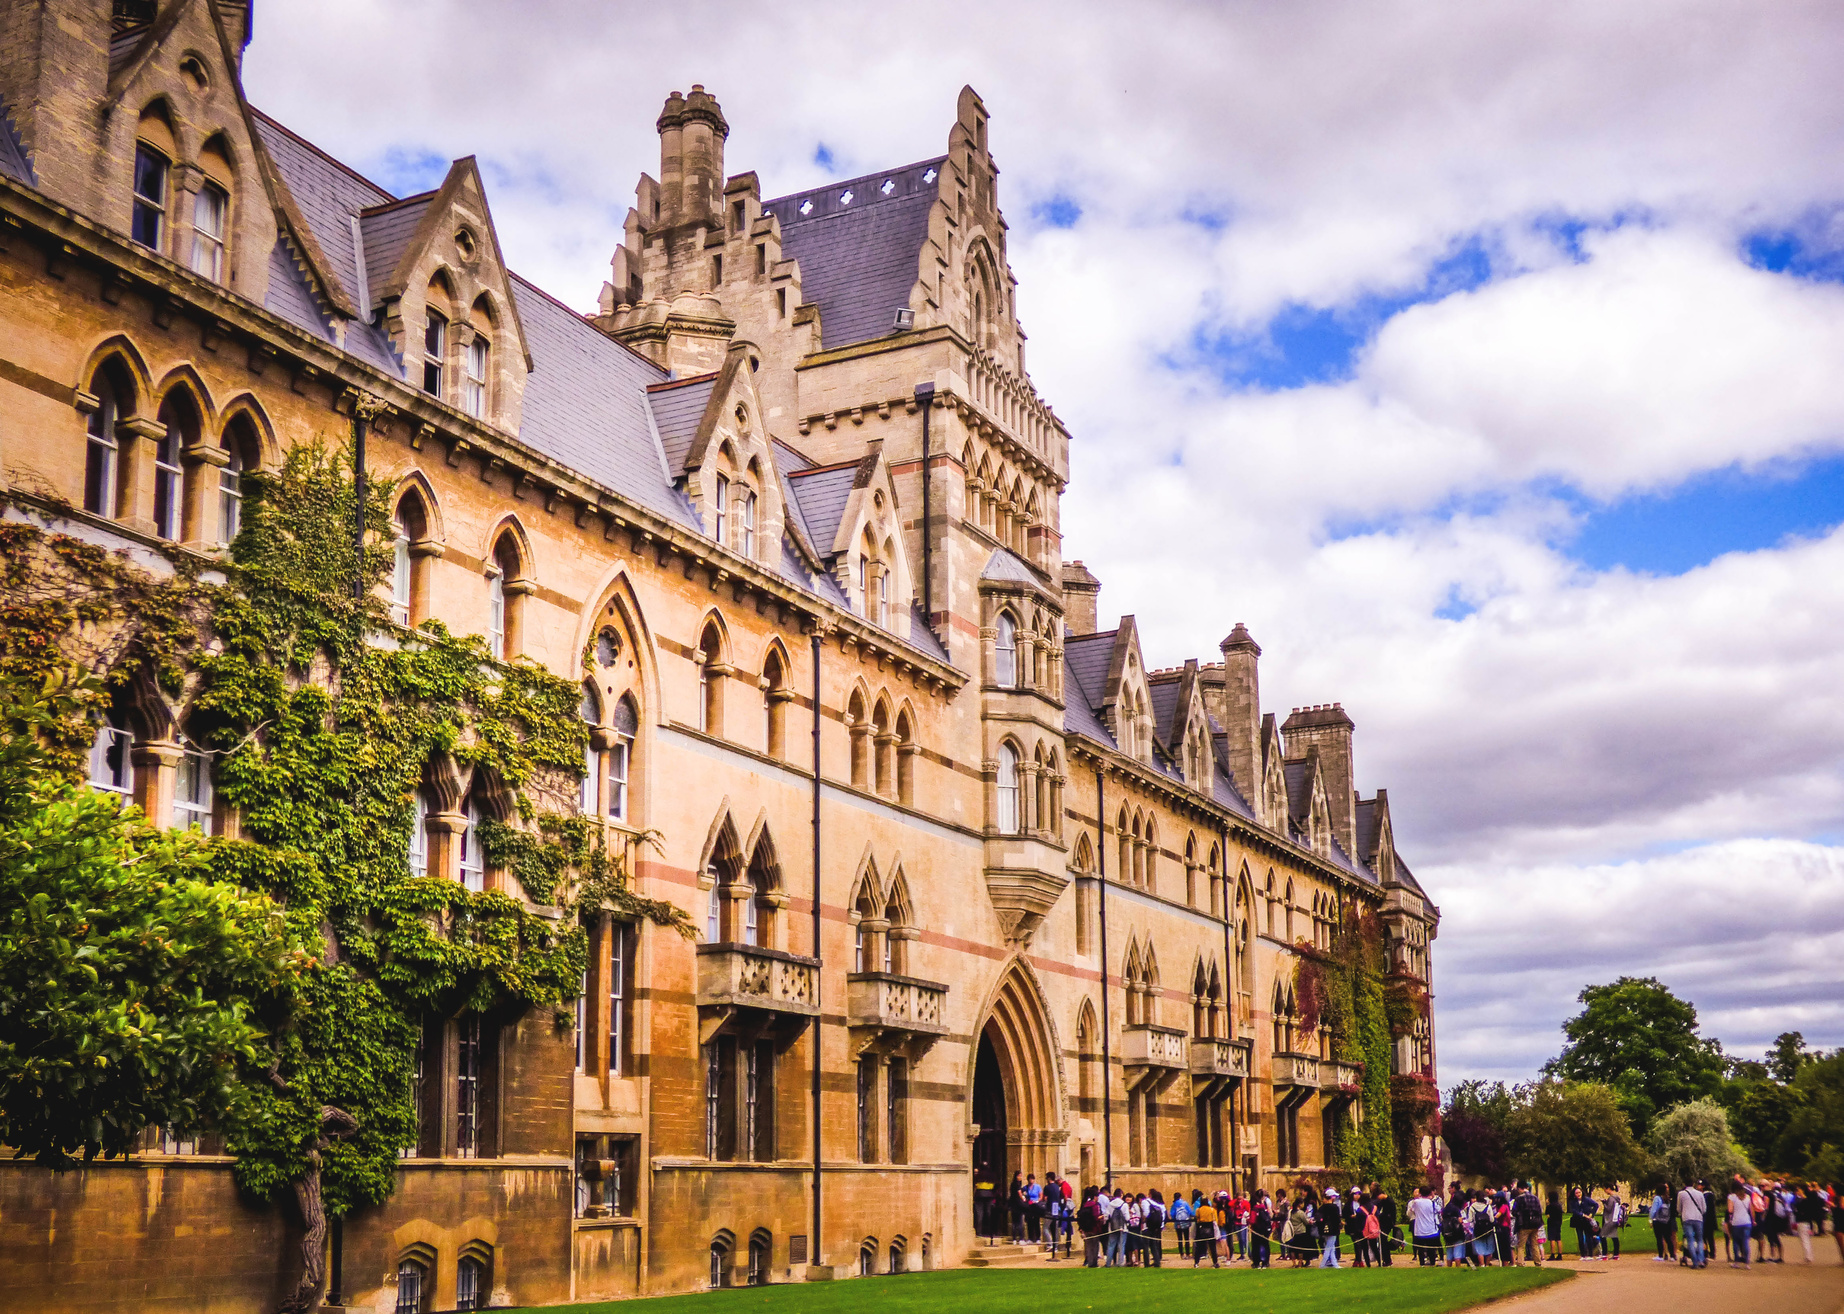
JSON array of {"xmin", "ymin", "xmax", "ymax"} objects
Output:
[
  {"xmin": 656, "ymin": 85, "xmax": 728, "ymax": 230},
  {"xmin": 1281, "ymin": 703, "xmax": 1357, "ymax": 860},
  {"xmin": 1218, "ymin": 624, "xmax": 1261, "ymax": 807},
  {"xmin": 1061, "ymin": 561, "xmax": 1100, "ymax": 634}
]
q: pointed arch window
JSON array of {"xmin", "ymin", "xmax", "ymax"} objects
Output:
[
  {"xmin": 190, "ymin": 183, "xmax": 228, "ymax": 281},
  {"xmin": 715, "ymin": 473, "xmax": 730, "ymax": 546},
  {"xmin": 409, "ymin": 792, "xmax": 429, "ymax": 878},
  {"xmin": 463, "ymin": 336, "xmax": 489, "ymax": 418},
  {"xmin": 85, "ymin": 374, "xmax": 122, "ymax": 518},
  {"xmin": 219, "ymin": 419, "xmax": 255, "ymax": 545},
  {"xmin": 394, "ymin": 1257, "xmax": 427, "ymax": 1314},
  {"xmin": 738, "ymin": 487, "xmax": 757, "ymax": 557},
  {"xmin": 487, "ymin": 569, "xmax": 506, "ymax": 659},
  {"xmin": 152, "ymin": 396, "xmax": 191, "ymax": 541},
  {"xmin": 996, "ymin": 742, "xmax": 1020, "ymax": 834},
  {"xmin": 423, "ymin": 311, "xmax": 447, "ymax": 397},
  {"xmin": 608, "ymin": 695, "xmax": 637, "ymax": 821},
  {"xmin": 994, "ymin": 613, "xmax": 1017, "ymax": 687},
  {"xmin": 458, "ymin": 797, "xmax": 485, "ymax": 891},
  {"xmin": 88, "ymin": 701, "xmax": 134, "ymax": 797},
  {"xmin": 579, "ymin": 684, "xmax": 601, "ymax": 813},
  {"xmin": 763, "ymin": 649, "xmax": 787, "ymax": 759},
  {"xmin": 132, "ymin": 144, "xmax": 168, "ymax": 250},
  {"xmin": 697, "ymin": 624, "xmax": 724, "ymax": 735},
  {"xmin": 174, "ymin": 748, "xmax": 212, "ymax": 833},
  {"xmin": 391, "ymin": 520, "xmax": 413, "ymax": 626},
  {"xmin": 487, "ymin": 533, "xmax": 523, "ymax": 660}
]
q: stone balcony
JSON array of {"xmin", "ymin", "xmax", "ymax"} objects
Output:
[
  {"xmin": 1189, "ymin": 1036, "xmax": 1252, "ymax": 1082},
  {"xmin": 846, "ymin": 971, "xmax": 950, "ymax": 1058},
  {"xmin": 1272, "ymin": 1051, "xmax": 1322, "ymax": 1089},
  {"xmin": 1323, "ymin": 1059, "xmax": 1363, "ymax": 1094},
  {"xmin": 1121, "ymin": 1023, "xmax": 1187, "ymax": 1091},
  {"xmin": 696, "ymin": 943, "xmax": 819, "ymax": 1042}
]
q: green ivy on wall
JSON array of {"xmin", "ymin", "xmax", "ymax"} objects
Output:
[
  {"xmin": 1294, "ymin": 907, "xmax": 1399, "ymax": 1192},
  {"xmin": 2, "ymin": 442, "xmax": 690, "ymax": 1220}
]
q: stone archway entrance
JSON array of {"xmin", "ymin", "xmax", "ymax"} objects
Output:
[{"xmin": 969, "ymin": 962, "xmax": 1063, "ymax": 1230}]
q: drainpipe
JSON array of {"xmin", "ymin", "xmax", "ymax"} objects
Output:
[
  {"xmin": 914, "ymin": 382, "xmax": 936, "ymax": 642},
  {"xmin": 1220, "ymin": 821, "xmax": 1236, "ymax": 1191},
  {"xmin": 1095, "ymin": 764, "xmax": 1112, "ymax": 1190},
  {"xmin": 350, "ymin": 403, "xmax": 368, "ymax": 600},
  {"xmin": 810, "ymin": 629, "xmax": 824, "ymax": 1270}
]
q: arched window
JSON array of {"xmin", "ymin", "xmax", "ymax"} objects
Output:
[
  {"xmin": 463, "ymin": 335, "xmax": 489, "ymax": 418},
  {"xmin": 390, "ymin": 518, "xmax": 413, "ymax": 626},
  {"xmin": 996, "ymin": 742, "xmax": 1020, "ymax": 834},
  {"xmin": 455, "ymin": 1252, "xmax": 487, "ymax": 1312},
  {"xmin": 847, "ymin": 688, "xmax": 869, "ymax": 787},
  {"xmin": 153, "ymin": 393, "xmax": 197, "ymax": 541},
  {"xmin": 994, "ymin": 612, "xmax": 1017, "ymax": 687},
  {"xmin": 747, "ymin": 1234, "xmax": 770, "ymax": 1286},
  {"xmin": 387, "ymin": 487, "xmax": 430, "ymax": 625},
  {"xmin": 84, "ymin": 366, "xmax": 128, "ymax": 518},
  {"xmin": 409, "ymin": 791, "xmax": 429, "ymax": 877},
  {"xmin": 608, "ymin": 695, "xmax": 637, "ymax": 821},
  {"xmin": 190, "ymin": 181, "xmax": 227, "ymax": 281},
  {"xmin": 88, "ymin": 691, "xmax": 135, "ymax": 798},
  {"xmin": 1285, "ymin": 879, "xmax": 1296, "ymax": 943},
  {"xmin": 132, "ymin": 142, "xmax": 169, "ymax": 250},
  {"xmin": 487, "ymin": 533, "xmax": 522, "ymax": 660},
  {"xmin": 859, "ymin": 1242, "xmax": 876, "ymax": 1276},
  {"xmin": 889, "ymin": 1240, "xmax": 905, "ymax": 1274},
  {"xmin": 174, "ymin": 736, "xmax": 212, "ymax": 833},
  {"xmin": 872, "ymin": 699, "xmax": 892, "ymax": 799},
  {"xmin": 579, "ymin": 684, "xmax": 601, "ymax": 813},
  {"xmin": 697, "ymin": 623, "xmax": 724, "ymax": 735},
  {"xmin": 894, "ymin": 709, "xmax": 915, "ymax": 806},
  {"xmin": 1143, "ymin": 818, "xmax": 1158, "ymax": 893},
  {"xmin": 709, "ymin": 1238, "xmax": 730, "ymax": 1289},
  {"xmin": 423, "ymin": 309, "xmax": 447, "ymax": 397},
  {"xmin": 394, "ymin": 1257, "xmax": 428, "ymax": 1314},
  {"xmin": 1266, "ymin": 875, "xmax": 1276, "ymax": 938},
  {"xmin": 738, "ymin": 486, "xmax": 757, "ymax": 558},
  {"xmin": 219, "ymin": 416, "xmax": 258, "ymax": 545},
  {"xmin": 715, "ymin": 471, "xmax": 731, "ymax": 546},
  {"xmin": 458, "ymin": 795, "xmax": 485, "ymax": 891},
  {"xmin": 763, "ymin": 647, "xmax": 787, "ymax": 758}
]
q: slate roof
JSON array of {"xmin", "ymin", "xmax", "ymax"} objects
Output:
[
  {"xmin": 508, "ymin": 274, "xmax": 693, "ymax": 531},
  {"xmin": 1355, "ymin": 798, "xmax": 1380, "ymax": 868},
  {"xmin": 981, "ymin": 548, "xmax": 1040, "ymax": 585},
  {"xmin": 646, "ymin": 374, "xmax": 717, "ymax": 474},
  {"xmin": 1283, "ymin": 759, "xmax": 1311, "ymax": 823},
  {"xmin": 763, "ymin": 157, "xmax": 945, "ymax": 351},
  {"xmin": 0, "ymin": 98, "xmax": 35, "ymax": 185},
  {"xmin": 1148, "ymin": 677, "xmax": 1183, "ymax": 750},
  {"xmin": 357, "ymin": 195, "xmax": 433, "ymax": 307},
  {"xmin": 785, "ymin": 461, "xmax": 860, "ymax": 556},
  {"xmin": 264, "ymin": 241, "xmax": 331, "ymax": 343}
]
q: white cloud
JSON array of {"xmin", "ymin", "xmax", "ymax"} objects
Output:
[{"xmin": 239, "ymin": 0, "xmax": 1844, "ymax": 1078}]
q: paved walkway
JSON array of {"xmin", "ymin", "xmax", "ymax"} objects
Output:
[{"xmin": 1494, "ymin": 1242, "xmax": 1844, "ymax": 1314}]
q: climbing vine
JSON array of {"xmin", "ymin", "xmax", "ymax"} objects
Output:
[
  {"xmin": 1295, "ymin": 906, "xmax": 1399, "ymax": 1191},
  {"xmin": 2, "ymin": 443, "xmax": 691, "ymax": 1228}
]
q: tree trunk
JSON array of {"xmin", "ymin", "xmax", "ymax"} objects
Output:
[{"xmin": 277, "ymin": 1105, "xmax": 358, "ymax": 1314}]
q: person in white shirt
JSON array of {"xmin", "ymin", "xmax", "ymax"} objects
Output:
[
  {"xmin": 1727, "ymin": 1178, "xmax": 1756, "ymax": 1267},
  {"xmin": 1408, "ymin": 1185, "xmax": 1443, "ymax": 1266},
  {"xmin": 1677, "ymin": 1180, "xmax": 1708, "ymax": 1268}
]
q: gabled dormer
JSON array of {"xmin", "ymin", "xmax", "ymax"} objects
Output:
[
  {"xmin": 368, "ymin": 157, "xmax": 531, "ymax": 432},
  {"xmin": 649, "ymin": 343, "xmax": 785, "ymax": 572},
  {"xmin": 1257, "ymin": 713, "xmax": 1289, "ymax": 831},
  {"xmin": 1095, "ymin": 616, "xmax": 1153, "ymax": 765},
  {"xmin": 1, "ymin": 0, "xmax": 319, "ymax": 310},
  {"xmin": 1148, "ymin": 659, "xmax": 1216, "ymax": 792},
  {"xmin": 1282, "ymin": 751, "xmax": 1335, "ymax": 858}
]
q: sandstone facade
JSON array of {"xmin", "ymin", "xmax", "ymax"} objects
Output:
[{"xmin": 0, "ymin": 3, "xmax": 1440, "ymax": 1309}]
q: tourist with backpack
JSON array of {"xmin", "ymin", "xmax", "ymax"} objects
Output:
[
  {"xmin": 1170, "ymin": 1189, "xmax": 1193, "ymax": 1257},
  {"xmin": 1512, "ymin": 1184, "xmax": 1543, "ymax": 1265},
  {"xmin": 1676, "ymin": 1179, "xmax": 1707, "ymax": 1268},
  {"xmin": 1192, "ymin": 1192, "xmax": 1220, "ymax": 1267},
  {"xmin": 1250, "ymin": 1190, "xmax": 1273, "ymax": 1268},
  {"xmin": 1077, "ymin": 1187, "xmax": 1104, "ymax": 1267}
]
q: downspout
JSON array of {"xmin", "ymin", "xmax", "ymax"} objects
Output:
[
  {"xmin": 1221, "ymin": 821, "xmax": 1236, "ymax": 1190},
  {"xmin": 350, "ymin": 404, "xmax": 368, "ymax": 600},
  {"xmin": 914, "ymin": 382, "xmax": 936, "ymax": 641},
  {"xmin": 1095, "ymin": 764, "xmax": 1112, "ymax": 1189},
  {"xmin": 810, "ymin": 630, "xmax": 824, "ymax": 1271}
]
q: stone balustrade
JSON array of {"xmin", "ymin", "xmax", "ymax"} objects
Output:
[
  {"xmin": 845, "ymin": 971, "xmax": 949, "ymax": 1035},
  {"xmin": 1120, "ymin": 1023, "xmax": 1188, "ymax": 1069},
  {"xmin": 695, "ymin": 943, "xmax": 819, "ymax": 1017},
  {"xmin": 1273, "ymin": 1051, "xmax": 1322, "ymax": 1088},
  {"xmin": 1189, "ymin": 1036, "xmax": 1252, "ymax": 1080}
]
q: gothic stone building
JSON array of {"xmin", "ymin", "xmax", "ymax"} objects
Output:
[{"xmin": 0, "ymin": 2, "xmax": 1440, "ymax": 1309}]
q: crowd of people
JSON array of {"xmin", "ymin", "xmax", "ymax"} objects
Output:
[{"xmin": 975, "ymin": 1170, "xmax": 1844, "ymax": 1270}]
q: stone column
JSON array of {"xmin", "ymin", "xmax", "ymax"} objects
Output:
[
  {"xmin": 131, "ymin": 738, "xmax": 182, "ymax": 827},
  {"xmin": 426, "ymin": 809, "xmax": 468, "ymax": 884},
  {"xmin": 114, "ymin": 415, "xmax": 164, "ymax": 534},
  {"xmin": 180, "ymin": 438, "xmax": 229, "ymax": 548}
]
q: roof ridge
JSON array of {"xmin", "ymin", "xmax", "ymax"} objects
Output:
[
  {"xmin": 506, "ymin": 272, "xmax": 668, "ymax": 376},
  {"xmin": 645, "ymin": 372, "xmax": 719, "ymax": 392},
  {"xmin": 764, "ymin": 154, "xmax": 949, "ymax": 214},
  {"xmin": 359, "ymin": 191, "xmax": 437, "ymax": 217},
  {"xmin": 788, "ymin": 457, "xmax": 866, "ymax": 477},
  {"xmin": 248, "ymin": 106, "xmax": 396, "ymax": 204}
]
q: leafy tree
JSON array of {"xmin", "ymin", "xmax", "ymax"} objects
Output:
[
  {"xmin": 1544, "ymin": 976, "xmax": 1725, "ymax": 1138},
  {"xmin": 0, "ymin": 672, "xmax": 295, "ymax": 1166},
  {"xmin": 1645, "ymin": 1097, "xmax": 1751, "ymax": 1188},
  {"xmin": 1775, "ymin": 1050, "xmax": 1844, "ymax": 1180},
  {"xmin": 1442, "ymin": 1079, "xmax": 1513, "ymax": 1181},
  {"xmin": 1767, "ymin": 1032, "xmax": 1813, "ymax": 1085},
  {"xmin": 1724, "ymin": 1072, "xmax": 1805, "ymax": 1170},
  {"xmin": 1505, "ymin": 1079, "xmax": 1648, "ymax": 1189}
]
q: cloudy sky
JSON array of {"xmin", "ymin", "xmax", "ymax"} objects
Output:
[{"xmin": 246, "ymin": 0, "xmax": 1844, "ymax": 1084}]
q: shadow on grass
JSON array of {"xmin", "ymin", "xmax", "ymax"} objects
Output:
[{"xmin": 505, "ymin": 1262, "xmax": 1573, "ymax": 1314}]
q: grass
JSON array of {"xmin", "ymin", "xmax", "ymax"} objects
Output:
[{"xmin": 506, "ymin": 1263, "xmax": 1572, "ymax": 1314}]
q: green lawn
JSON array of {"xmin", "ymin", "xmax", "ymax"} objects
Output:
[{"xmin": 508, "ymin": 1263, "xmax": 1572, "ymax": 1314}]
